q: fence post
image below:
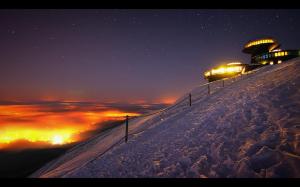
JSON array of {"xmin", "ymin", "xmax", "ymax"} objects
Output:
[
  {"xmin": 189, "ymin": 93, "xmax": 192, "ymax": 106},
  {"xmin": 222, "ymin": 80, "xmax": 225, "ymax": 87},
  {"xmin": 125, "ymin": 115, "xmax": 129, "ymax": 143},
  {"xmin": 208, "ymin": 83, "xmax": 210, "ymax": 95}
]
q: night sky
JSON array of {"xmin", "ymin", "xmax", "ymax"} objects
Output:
[{"xmin": 1, "ymin": 9, "xmax": 300, "ymax": 103}]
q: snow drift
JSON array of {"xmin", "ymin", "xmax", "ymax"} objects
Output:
[{"xmin": 31, "ymin": 58, "xmax": 300, "ymax": 178}]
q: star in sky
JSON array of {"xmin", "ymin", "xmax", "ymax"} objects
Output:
[{"xmin": 0, "ymin": 9, "xmax": 300, "ymax": 103}]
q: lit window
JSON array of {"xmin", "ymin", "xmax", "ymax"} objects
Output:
[
  {"xmin": 261, "ymin": 61, "xmax": 267, "ymax": 65},
  {"xmin": 285, "ymin": 51, "xmax": 288, "ymax": 56}
]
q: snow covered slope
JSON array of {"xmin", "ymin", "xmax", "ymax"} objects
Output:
[{"xmin": 32, "ymin": 58, "xmax": 300, "ymax": 178}]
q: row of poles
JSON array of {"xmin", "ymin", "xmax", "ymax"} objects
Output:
[
  {"xmin": 124, "ymin": 74, "xmax": 246, "ymax": 142},
  {"xmin": 124, "ymin": 93, "xmax": 192, "ymax": 143}
]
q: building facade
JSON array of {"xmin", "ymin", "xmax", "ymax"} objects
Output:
[
  {"xmin": 203, "ymin": 37, "xmax": 300, "ymax": 82},
  {"xmin": 243, "ymin": 38, "xmax": 300, "ymax": 65}
]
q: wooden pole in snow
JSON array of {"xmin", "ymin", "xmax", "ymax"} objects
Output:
[
  {"xmin": 125, "ymin": 115, "xmax": 129, "ymax": 143},
  {"xmin": 208, "ymin": 83, "xmax": 210, "ymax": 95},
  {"xmin": 222, "ymin": 80, "xmax": 225, "ymax": 87},
  {"xmin": 189, "ymin": 93, "xmax": 192, "ymax": 106}
]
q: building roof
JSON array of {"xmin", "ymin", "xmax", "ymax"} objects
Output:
[{"xmin": 242, "ymin": 38, "xmax": 280, "ymax": 55}]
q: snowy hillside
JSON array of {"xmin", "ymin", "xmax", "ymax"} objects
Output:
[{"xmin": 32, "ymin": 58, "xmax": 300, "ymax": 178}]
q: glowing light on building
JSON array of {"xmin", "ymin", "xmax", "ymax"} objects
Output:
[
  {"xmin": 245, "ymin": 39, "xmax": 275, "ymax": 48},
  {"xmin": 227, "ymin": 62, "xmax": 242, "ymax": 65},
  {"xmin": 243, "ymin": 37, "xmax": 300, "ymax": 65},
  {"xmin": 261, "ymin": 61, "xmax": 268, "ymax": 65},
  {"xmin": 204, "ymin": 71, "xmax": 211, "ymax": 77},
  {"xmin": 204, "ymin": 62, "xmax": 246, "ymax": 82},
  {"xmin": 205, "ymin": 64, "xmax": 244, "ymax": 77}
]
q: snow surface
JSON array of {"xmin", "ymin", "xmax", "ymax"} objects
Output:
[{"xmin": 31, "ymin": 58, "xmax": 300, "ymax": 178}]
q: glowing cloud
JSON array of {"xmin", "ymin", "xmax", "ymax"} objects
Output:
[{"xmin": 0, "ymin": 102, "xmax": 141, "ymax": 149}]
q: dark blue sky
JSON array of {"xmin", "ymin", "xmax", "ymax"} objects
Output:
[{"xmin": 0, "ymin": 9, "xmax": 300, "ymax": 103}]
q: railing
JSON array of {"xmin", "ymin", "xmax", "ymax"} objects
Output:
[
  {"xmin": 55, "ymin": 65, "xmax": 268, "ymax": 177},
  {"xmin": 33, "ymin": 59, "xmax": 299, "ymax": 178},
  {"xmin": 123, "ymin": 65, "xmax": 267, "ymax": 142}
]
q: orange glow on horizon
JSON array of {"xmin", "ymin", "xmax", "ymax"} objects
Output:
[
  {"xmin": 0, "ymin": 128, "xmax": 75, "ymax": 145},
  {"xmin": 155, "ymin": 97, "xmax": 177, "ymax": 105},
  {"xmin": 102, "ymin": 110, "xmax": 140, "ymax": 117},
  {"xmin": 0, "ymin": 104, "xmax": 141, "ymax": 149}
]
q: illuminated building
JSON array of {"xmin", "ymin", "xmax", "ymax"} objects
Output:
[
  {"xmin": 203, "ymin": 37, "xmax": 300, "ymax": 82},
  {"xmin": 204, "ymin": 62, "xmax": 246, "ymax": 82},
  {"xmin": 243, "ymin": 37, "xmax": 300, "ymax": 65}
]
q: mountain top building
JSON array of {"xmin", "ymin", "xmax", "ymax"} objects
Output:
[
  {"xmin": 204, "ymin": 37, "xmax": 300, "ymax": 82},
  {"xmin": 243, "ymin": 37, "xmax": 300, "ymax": 65},
  {"xmin": 204, "ymin": 62, "xmax": 246, "ymax": 82}
]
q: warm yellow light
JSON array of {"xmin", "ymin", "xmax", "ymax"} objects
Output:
[
  {"xmin": 211, "ymin": 67, "xmax": 225, "ymax": 75},
  {"xmin": 0, "ymin": 104, "xmax": 143, "ymax": 149},
  {"xmin": 270, "ymin": 61, "xmax": 274, "ymax": 65},
  {"xmin": 227, "ymin": 66, "xmax": 242, "ymax": 73},
  {"xmin": 0, "ymin": 128, "xmax": 75, "ymax": 145},
  {"xmin": 209, "ymin": 65, "xmax": 243, "ymax": 76},
  {"xmin": 102, "ymin": 110, "xmax": 140, "ymax": 118},
  {"xmin": 52, "ymin": 135, "xmax": 64, "ymax": 145},
  {"xmin": 204, "ymin": 71, "xmax": 211, "ymax": 77},
  {"xmin": 227, "ymin": 62, "xmax": 242, "ymax": 65},
  {"xmin": 261, "ymin": 61, "xmax": 268, "ymax": 65},
  {"xmin": 246, "ymin": 39, "xmax": 274, "ymax": 48},
  {"xmin": 278, "ymin": 60, "xmax": 282, "ymax": 64}
]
